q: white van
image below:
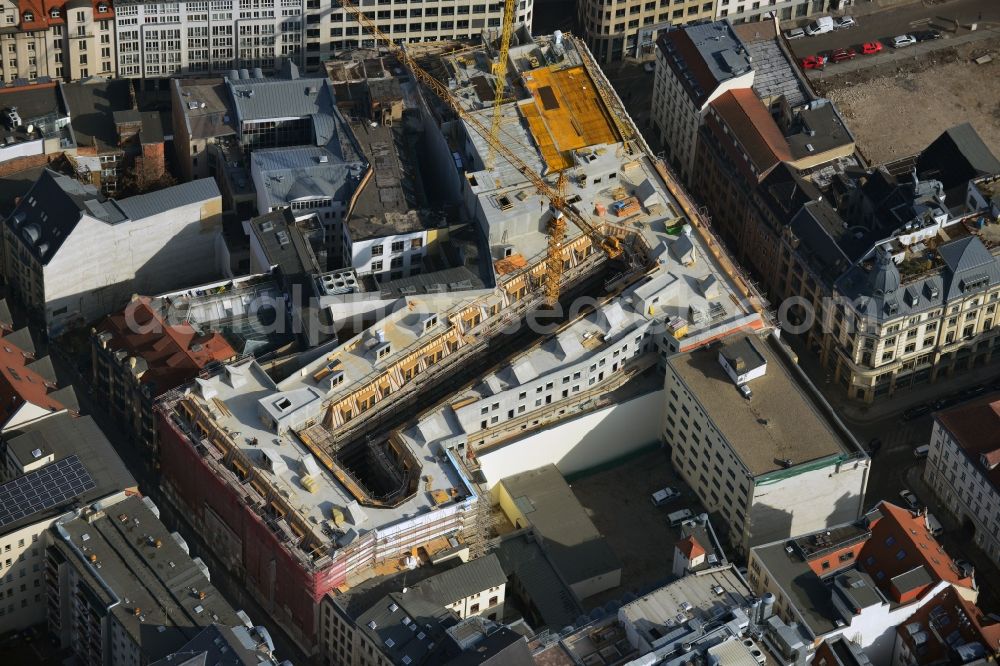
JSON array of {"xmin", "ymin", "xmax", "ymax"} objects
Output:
[
  {"xmin": 805, "ymin": 16, "xmax": 834, "ymax": 36},
  {"xmin": 925, "ymin": 512, "xmax": 944, "ymax": 537},
  {"xmin": 914, "ymin": 445, "xmax": 930, "ymax": 459},
  {"xmin": 668, "ymin": 509, "xmax": 694, "ymax": 527}
]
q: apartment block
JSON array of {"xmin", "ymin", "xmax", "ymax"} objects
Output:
[
  {"xmin": 0, "ymin": 413, "xmax": 136, "ymax": 634},
  {"xmin": 46, "ymin": 494, "xmax": 259, "ymax": 665},
  {"xmin": 321, "ymin": 555, "xmax": 507, "ymax": 666},
  {"xmin": 0, "ymin": 81, "xmax": 72, "ymax": 170},
  {"xmin": 716, "ymin": 0, "xmax": 839, "ymax": 24},
  {"xmin": 0, "ymin": 301, "xmax": 79, "ymax": 432},
  {"xmin": 892, "ymin": 585, "xmax": 1000, "ymax": 666},
  {"xmin": 0, "ymin": 0, "xmax": 114, "ymax": 84},
  {"xmin": 923, "ymin": 394, "xmax": 1000, "ymax": 564},
  {"xmin": 3, "ymin": 169, "xmax": 223, "ymax": 334},
  {"xmin": 748, "ymin": 501, "xmax": 979, "ymax": 663},
  {"xmin": 115, "ymin": 0, "xmax": 533, "ymax": 81},
  {"xmin": 577, "ymin": 0, "xmax": 717, "ymax": 63},
  {"xmin": 662, "ymin": 333, "xmax": 869, "ymax": 556},
  {"xmin": 721, "ymin": 123, "xmax": 1000, "ymax": 403},
  {"xmin": 651, "ymin": 20, "xmax": 754, "ymax": 182},
  {"xmin": 92, "ymin": 294, "xmax": 238, "ymax": 451}
]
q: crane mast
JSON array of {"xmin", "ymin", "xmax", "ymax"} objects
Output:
[
  {"xmin": 334, "ymin": 0, "xmax": 625, "ymax": 306},
  {"xmin": 486, "ymin": 0, "xmax": 517, "ymax": 171}
]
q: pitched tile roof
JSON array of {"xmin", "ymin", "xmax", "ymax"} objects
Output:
[
  {"xmin": 709, "ymin": 88, "xmax": 791, "ymax": 174},
  {"xmin": 96, "ymin": 296, "xmax": 237, "ymax": 397},
  {"xmin": 677, "ymin": 535, "xmax": 706, "ymax": 560},
  {"xmin": 896, "ymin": 585, "xmax": 1000, "ymax": 664},
  {"xmin": 935, "ymin": 395, "xmax": 1000, "ymax": 493},
  {"xmin": 859, "ymin": 502, "xmax": 973, "ymax": 602},
  {"xmin": 0, "ymin": 329, "xmax": 67, "ymax": 426}
]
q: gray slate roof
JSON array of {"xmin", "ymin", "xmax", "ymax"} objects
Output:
[
  {"xmin": 115, "ymin": 178, "xmax": 220, "ymax": 220},
  {"xmin": 251, "ymin": 145, "xmax": 366, "ymax": 209},
  {"xmin": 836, "ymin": 238, "xmax": 1000, "ymax": 321},
  {"xmin": 5, "ymin": 170, "xmax": 218, "ymax": 265},
  {"xmin": 228, "ymin": 75, "xmax": 335, "ymax": 125}
]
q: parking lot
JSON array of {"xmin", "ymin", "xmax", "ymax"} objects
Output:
[
  {"xmin": 569, "ymin": 449, "xmax": 706, "ymax": 606},
  {"xmin": 813, "ymin": 34, "xmax": 1000, "ymax": 164}
]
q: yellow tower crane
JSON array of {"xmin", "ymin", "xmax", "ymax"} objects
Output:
[
  {"xmin": 334, "ymin": 0, "xmax": 626, "ymax": 307},
  {"xmin": 486, "ymin": 0, "xmax": 517, "ymax": 171}
]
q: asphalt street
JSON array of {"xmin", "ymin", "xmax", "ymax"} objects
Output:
[{"xmin": 788, "ymin": 0, "xmax": 1000, "ymax": 57}]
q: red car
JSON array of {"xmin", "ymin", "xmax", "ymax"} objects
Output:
[
  {"xmin": 801, "ymin": 55, "xmax": 826, "ymax": 70},
  {"xmin": 862, "ymin": 41, "xmax": 883, "ymax": 55},
  {"xmin": 829, "ymin": 48, "xmax": 857, "ymax": 63}
]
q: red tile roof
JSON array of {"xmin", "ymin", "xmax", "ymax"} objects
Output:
[
  {"xmin": 896, "ymin": 585, "xmax": 1000, "ymax": 664},
  {"xmin": 708, "ymin": 89, "xmax": 791, "ymax": 175},
  {"xmin": 0, "ymin": 332, "xmax": 64, "ymax": 425},
  {"xmin": 97, "ymin": 296, "xmax": 237, "ymax": 396},
  {"xmin": 937, "ymin": 395, "xmax": 1000, "ymax": 492},
  {"xmin": 16, "ymin": 0, "xmax": 114, "ymax": 32},
  {"xmin": 860, "ymin": 502, "xmax": 973, "ymax": 603},
  {"xmin": 676, "ymin": 535, "xmax": 706, "ymax": 560}
]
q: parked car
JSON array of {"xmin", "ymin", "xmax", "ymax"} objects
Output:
[
  {"xmin": 834, "ymin": 15, "xmax": 857, "ymax": 29},
  {"xmin": 954, "ymin": 559, "xmax": 975, "ymax": 578},
  {"xmin": 862, "ymin": 41, "xmax": 884, "ymax": 55},
  {"xmin": 785, "ymin": 27, "xmax": 806, "ymax": 40},
  {"xmin": 668, "ymin": 509, "xmax": 694, "ymax": 527},
  {"xmin": 805, "ymin": 16, "xmax": 834, "ymax": 36},
  {"xmin": 913, "ymin": 29, "xmax": 942, "ymax": 42},
  {"xmin": 801, "ymin": 55, "xmax": 827, "ymax": 70},
  {"xmin": 925, "ymin": 512, "xmax": 944, "ymax": 537},
  {"xmin": 902, "ymin": 404, "xmax": 931, "ymax": 421},
  {"xmin": 829, "ymin": 47, "xmax": 857, "ymax": 63},
  {"xmin": 892, "ymin": 34, "xmax": 917, "ymax": 48},
  {"xmin": 651, "ymin": 487, "xmax": 681, "ymax": 506},
  {"xmin": 899, "ymin": 489, "xmax": 920, "ymax": 510},
  {"xmin": 643, "ymin": 61, "xmax": 656, "ymax": 73},
  {"xmin": 914, "ymin": 444, "xmax": 930, "ymax": 459}
]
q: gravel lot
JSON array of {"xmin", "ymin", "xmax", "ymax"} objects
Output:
[{"xmin": 813, "ymin": 36, "xmax": 1000, "ymax": 165}]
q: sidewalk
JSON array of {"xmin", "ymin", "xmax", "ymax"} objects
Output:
[
  {"xmin": 783, "ymin": 333, "xmax": 1000, "ymax": 427},
  {"xmin": 905, "ymin": 464, "xmax": 1000, "ymax": 613}
]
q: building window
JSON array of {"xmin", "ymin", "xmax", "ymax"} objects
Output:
[
  {"xmin": 371, "ymin": 244, "xmax": 383, "ymax": 255},
  {"xmin": 391, "ymin": 240, "xmax": 405, "ymax": 253},
  {"xmin": 470, "ymin": 603, "xmax": 480, "ymax": 614},
  {"xmin": 371, "ymin": 260, "xmax": 383, "ymax": 271}
]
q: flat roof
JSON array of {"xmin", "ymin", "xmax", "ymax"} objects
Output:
[
  {"xmin": 0, "ymin": 413, "xmax": 136, "ymax": 534},
  {"xmin": 667, "ymin": 334, "xmax": 854, "ymax": 476},
  {"xmin": 785, "ymin": 100, "xmax": 854, "ymax": 159},
  {"xmin": 54, "ymin": 495, "xmax": 243, "ymax": 661},
  {"xmin": 619, "ymin": 567, "xmax": 751, "ymax": 636},
  {"xmin": 187, "ymin": 357, "xmax": 473, "ymax": 552},
  {"xmin": 347, "ymin": 117, "xmax": 431, "ymax": 238},
  {"xmin": 0, "ymin": 82, "xmax": 69, "ymax": 144},
  {"xmin": 62, "ymin": 78, "xmax": 133, "ymax": 152},
  {"xmin": 174, "ymin": 79, "xmax": 236, "ymax": 140},
  {"xmin": 519, "ymin": 64, "xmax": 619, "ymax": 172},
  {"xmin": 499, "ymin": 465, "xmax": 620, "ymax": 587},
  {"xmin": 658, "ymin": 21, "xmax": 752, "ymax": 107}
]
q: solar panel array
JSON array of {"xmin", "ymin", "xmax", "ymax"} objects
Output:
[{"xmin": 0, "ymin": 455, "xmax": 96, "ymax": 528}]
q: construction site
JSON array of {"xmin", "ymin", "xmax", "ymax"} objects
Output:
[{"xmin": 155, "ymin": 23, "xmax": 771, "ymax": 659}]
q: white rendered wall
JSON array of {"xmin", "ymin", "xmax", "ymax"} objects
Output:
[{"xmin": 477, "ymin": 389, "xmax": 665, "ymax": 488}]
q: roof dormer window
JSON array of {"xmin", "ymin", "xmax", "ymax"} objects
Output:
[
  {"xmin": 22, "ymin": 11, "xmax": 34, "ymax": 22},
  {"xmin": 97, "ymin": 3, "xmax": 108, "ymax": 12},
  {"xmin": 50, "ymin": 8, "xmax": 59, "ymax": 17}
]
